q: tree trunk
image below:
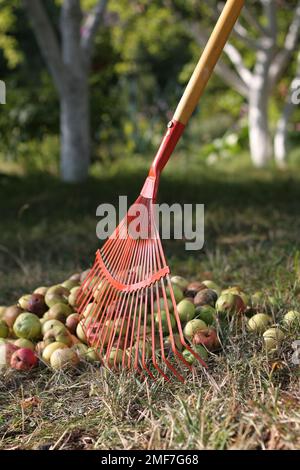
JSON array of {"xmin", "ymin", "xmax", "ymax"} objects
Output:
[
  {"xmin": 60, "ymin": 76, "xmax": 90, "ymax": 182},
  {"xmin": 274, "ymin": 100, "xmax": 294, "ymax": 168},
  {"xmin": 248, "ymin": 50, "xmax": 273, "ymax": 167}
]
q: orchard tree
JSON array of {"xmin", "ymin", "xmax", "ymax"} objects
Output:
[
  {"xmin": 174, "ymin": 0, "xmax": 300, "ymax": 167},
  {"xmin": 22, "ymin": 0, "xmax": 108, "ymax": 182}
]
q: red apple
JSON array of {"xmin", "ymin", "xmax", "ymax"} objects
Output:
[
  {"xmin": 27, "ymin": 294, "xmax": 47, "ymax": 317},
  {"xmin": 65, "ymin": 313, "xmax": 80, "ymax": 334},
  {"xmin": 10, "ymin": 348, "xmax": 38, "ymax": 370},
  {"xmin": 192, "ymin": 327, "xmax": 220, "ymax": 352}
]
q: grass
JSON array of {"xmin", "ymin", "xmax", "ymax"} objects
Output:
[{"xmin": 0, "ymin": 151, "xmax": 300, "ymax": 450}]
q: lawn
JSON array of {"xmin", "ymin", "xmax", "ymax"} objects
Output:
[{"xmin": 0, "ymin": 152, "xmax": 300, "ymax": 450}]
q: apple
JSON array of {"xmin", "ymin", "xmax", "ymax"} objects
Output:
[
  {"xmin": 176, "ymin": 299, "xmax": 195, "ymax": 322},
  {"xmin": 34, "ymin": 286, "xmax": 48, "ymax": 296},
  {"xmin": 194, "ymin": 289, "xmax": 218, "ymax": 307},
  {"xmin": 45, "ymin": 293, "xmax": 68, "ymax": 308},
  {"xmin": 41, "ymin": 319, "xmax": 66, "ymax": 336},
  {"xmin": 68, "ymin": 287, "xmax": 81, "ymax": 308},
  {"xmin": 43, "ymin": 325, "xmax": 72, "ymax": 346},
  {"xmin": 4, "ymin": 305, "xmax": 23, "ymax": 328},
  {"xmin": 163, "ymin": 333, "xmax": 183, "ymax": 353},
  {"xmin": 0, "ymin": 306, "xmax": 7, "ymax": 320},
  {"xmin": 182, "ymin": 345, "xmax": 208, "ymax": 364},
  {"xmin": 86, "ymin": 347, "xmax": 100, "ymax": 362},
  {"xmin": 222, "ymin": 287, "xmax": 249, "ymax": 307},
  {"xmin": 0, "ymin": 342, "xmax": 19, "ymax": 369},
  {"xmin": 50, "ymin": 348, "xmax": 79, "ymax": 369},
  {"xmin": 283, "ymin": 310, "xmax": 300, "ymax": 328},
  {"xmin": 155, "ymin": 310, "xmax": 176, "ymax": 334},
  {"xmin": 0, "ymin": 320, "xmax": 9, "ymax": 338},
  {"xmin": 166, "ymin": 284, "xmax": 184, "ymax": 303},
  {"xmin": 195, "ymin": 305, "xmax": 216, "ymax": 325},
  {"xmin": 202, "ymin": 280, "xmax": 221, "ymax": 296},
  {"xmin": 61, "ymin": 279, "xmax": 79, "ymax": 291},
  {"xmin": 42, "ymin": 342, "xmax": 68, "ymax": 362},
  {"xmin": 185, "ymin": 282, "xmax": 206, "ymax": 297},
  {"xmin": 65, "ymin": 313, "xmax": 80, "ymax": 334},
  {"xmin": 171, "ymin": 275, "xmax": 189, "ymax": 291},
  {"xmin": 183, "ymin": 319, "xmax": 207, "ymax": 340},
  {"xmin": 46, "ymin": 284, "xmax": 70, "ymax": 297},
  {"xmin": 76, "ymin": 321, "xmax": 88, "ymax": 344},
  {"xmin": 248, "ymin": 313, "xmax": 272, "ymax": 333},
  {"xmin": 18, "ymin": 294, "xmax": 32, "ymax": 310},
  {"xmin": 106, "ymin": 348, "xmax": 126, "ymax": 367},
  {"xmin": 14, "ymin": 338, "xmax": 35, "ymax": 351},
  {"xmin": 69, "ymin": 272, "xmax": 81, "ymax": 282},
  {"xmin": 192, "ymin": 327, "xmax": 220, "ymax": 351},
  {"xmin": 154, "ymin": 298, "xmax": 173, "ymax": 313},
  {"xmin": 10, "ymin": 348, "xmax": 38, "ymax": 370},
  {"xmin": 72, "ymin": 343, "xmax": 89, "ymax": 359},
  {"xmin": 216, "ymin": 293, "xmax": 246, "ymax": 316},
  {"xmin": 80, "ymin": 269, "xmax": 91, "ymax": 283},
  {"xmin": 27, "ymin": 294, "xmax": 47, "ymax": 317},
  {"xmin": 47, "ymin": 303, "xmax": 72, "ymax": 322},
  {"xmin": 263, "ymin": 327, "xmax": 285, "ymax": 352},
  {"xmin": 13, "ymin": 312, "xmax": 41, "ymax": 340}
]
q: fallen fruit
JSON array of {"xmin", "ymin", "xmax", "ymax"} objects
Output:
[
  {"xmin": 0, "ymin": 320, "xmax": 9, "ymax": 338},
  {"xmin": 182, "ymin": 345, "xmax": 208, "ymax": 364},
  {"xmin": 4, "ymin": 305, "xmax": 23, "ymax": 328},
  {"xmin": 171, "ymin": 275, "xmax": 189, "ymax": 291},
  {"xmin": 61, "ymin": 279, "xmax": 78, "ymax": 291},
  {"xmin": 27, "ymin": 294, "xmax": 47, "ymax": 317},
  {"xmin": 41, "ymin": 319, "xmax": 66, "ymax": 336},
  {"xmin": 76, "ymin": 321, "xmax": 88, "ymax": 344},
  {"xmin": 176, "ymin": 299, "xmax": 195, "ymax": 322},
  {"xmin": 216, "ymin": 293, "xmax": 246, "ymax": 316},
  {"xmin": 69, "ymin": 273, "xmax": 81, "ymax": 282},
  {"xmin": 71, "ymin": 343, "xmax": 88, "ymax": 358},
  {"xmin": 155, "ymin": 310, "xmax": 176, "ymax": 334},
  {"xmin": 153, "ymin": 298, "xmax": 173, "ymax": 313},
  {"xmin": 65, "ymin": 313, "xmax": 80, "ymax": 334},
  {"xmin": 0, "ymin": 343, "xmax": 19, "ymax": 369},
  {"xmin": 263, "ymin": 327, "xmax": 285, "ymax": 352},
  {"xmin": 163, "ymin": 333, "xmax": 183, "ymax": 353},
  {"xmin": 10, "ymin": 348, "xmax": 38, "ymax": 370},
  {"xmin": 18, "ymin": 294, "xmax": 31, "ymax": 311},
  {"xmin": 106, "ymin": 348, "xmax": 126, "ymax": 366},
  {"xmin": 50, "ymin": 348, "xmax": 79, "ymax": 369},
  {"xmin": 202, "ymin": 280, "xmax": 221, "ymax": 296},
  {"xmin": 194, "ymin": 289, "xmax": 218, "ymax": 307},
  {"xmin": 192, "ymin": 327, "xmax": 220, "ymax": 351},
  {"xmin": 13, "ymin": 312, "xmax": 41, "ymax": 340},
  {"xmin": 283, "ymin": 310, "xmax": 300, "ymax": 328},
  {"xmin": 195, "ymin": 304, "xmax": 216, "ymax": 325},
  {"xmin": 14, "ymin": 338, "xmax": 35, "ymax": 351},
  {"xmin": 47, "ymin": 303, "xmax": 72, "ymax": 322},
  {"xmin": 186, "ymin": 281, "xmax": 205, "ymax": 297},
  {"xmin": 248, "ymin": 313, "xmax": 272, "ymax": 333},
  {"xmin": 34, "ymin": 286, "xmax": 48, "ymax": 296},
  {"xmin": 42, "ymin": 342, "xmax": 68, "ymax": 362},
  {"xmin": 183, "ymin": 319, "xmax": 207, "ymax": 340},
  {"xmin": 166, "ymin": 284, "xmax": 184, "ymax": 303},
  {"xmin": 43, "ymin": 325, "xmax": 72, "ymax": 346}
]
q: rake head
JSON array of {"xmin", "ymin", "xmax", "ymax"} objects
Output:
[{"xmin": 76, "ymin": 189, "xmax": 207, "ymax": 382}]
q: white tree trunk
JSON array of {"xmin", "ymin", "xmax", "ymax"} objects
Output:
[
  {"xmin": 60, "ymin": 77, "xmax": 90, "ymax": 181},
  {"xmin": 274, "ymin": 101, "xmax": 293, "ymax": 168},
  {"xmin": 248, "ymin": 49, "xmax": 273, "ymax": 167}
]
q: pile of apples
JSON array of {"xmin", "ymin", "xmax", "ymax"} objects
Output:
[{"xmin": 0, "ymin": 271, "xmax": 300, "ymax": 373}]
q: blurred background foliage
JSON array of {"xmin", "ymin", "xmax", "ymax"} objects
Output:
[{"xmin": 0, "ymin": 0, "xmax": 299, "ymax": 175}]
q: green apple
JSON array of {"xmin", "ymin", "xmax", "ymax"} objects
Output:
[
  {"xmin": 248, "ymin": 313, "xmax": 272, "ymax": 333},
  {"xmin": 47, "ymin": 303, "xmax": 72, "ymax": 322},
  {"xmin": 68, "ymin": 287, "xmax": 81, "ymax": 307},
  {"xmin": 283, "ymin": 310, "xmax": 300, "ymax": 328},
  {"xmin": 166, "ymin": 284, "xmax": 184, "ymax": 303},
  {"xmin": 0, "ymin": 320, "xmax": 9, "ymax": 338},
  {"xmin": 183, "ymin": 319, "xmax": 207, "ymax": 340},
  {"xmin": 42, "ymin": 342, "xmax": 68, "ymax": 362},
  {"xmin": 76, "ymin": 321, "xmax": 88, "ymax": 344},
  {"xmin": 42, "ymin": 319, "xmax": 66, "ymax": 336},
  {"xmin": 50, "ymin": 348, "xmax": 79, "ymax": 369},
  {"xmin": 216, "ymin": 292, "xmax": 246, "ymax": 316},
  {"xmin": 154, "ymin": 298, "xmax": 173, "ymax": 313},
  {"xmin": 18, "ymin": 294, "xmax": 32, "ymax": 311},
  {"xmin": 171, "ymin": 275, "xmax": 189, "ymax": 291},
  {"xmin": 222, "ymin": 287, "xmax": 249, "ymax": 307},
  {"xmin": 263, "ymin": 327, "xmax": 285, "ymax": 352},
  {"xmin": 71, "ymin": 343, "xmax": 89, "ymax": 358},
  {"xmin": 176, "ymin": 299, "xmax": 195, "ymax": 322},
  {"xmin": 182, "ymin": 345, "xmax": 208, "ymax": 364},
  {"xmin": 86, "ymin": 347, "xmax": 100, "ymax": 362},
  {"xmin": 13, "ymin": 312, "xmax": 41, "ymax": 340},
  {"xmin": 43, "ymin": 325, "xmax": 72, "ymax": 346},
  {"xmin": 61, "ymin": 279, "xmax": 79, "ymax": 291},
  {"xmin": 45, "ymin": 293, "xmax": 69, "ymax": 308},
  {"xmin": 14, "ymin": 338, "xmax": 35, "ymax": 351},
  {"xmin": 106, "ymin": 348, "xmax": 126, "ymax": 366},
  {"xmin": 202, "ymin": 280, "xmax": 221, "ymax": 296},
  {"xmin": 155, "ymin": 310, "xmax": 176, "ymax": 334},
  {"xmin": 195, "ymin": 305, "xmax": 216, "ymax": 325}
]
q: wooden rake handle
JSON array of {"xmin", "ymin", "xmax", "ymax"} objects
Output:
[{"xmin": 173, "ymin": 0, "xmax": 244, "ymax": 125}]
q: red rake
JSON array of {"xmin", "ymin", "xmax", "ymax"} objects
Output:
[{"xmin": 76, "ymin": 0, "xmax": 244, "ymax": 382}]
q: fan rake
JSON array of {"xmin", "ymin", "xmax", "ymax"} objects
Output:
[{"xmin": 76, "ymin": 0, "xmax": 244, "ymax": 381}]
